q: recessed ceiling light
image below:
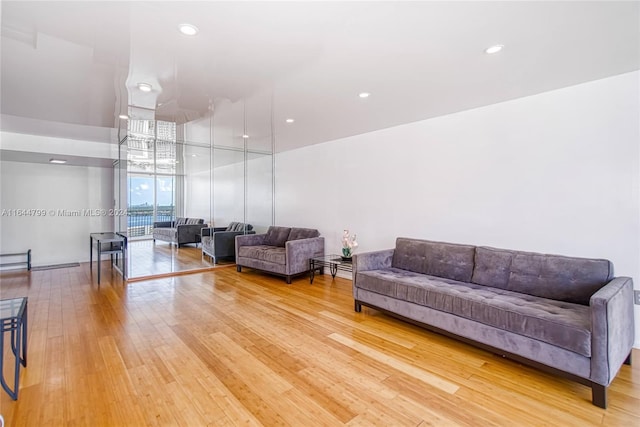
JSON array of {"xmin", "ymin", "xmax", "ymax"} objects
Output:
[
  {"xmin": 191, "ymin": 154, "xmax": 198, "ymax": 157},
  {"xmin": 137, "ymin": 82, "xmax": 152, "ymax": 92},
  {"xmin": 285, "ymin": 118, "xmax": 295, "ymax": 123},
  {"xmin": 485, "ymin": 44, "xmax": 504, "ymax": 54},
  {"xmin": 118, "ymin": 114, "xmax": 129, "ymax": 120},
  {"xmin": 49, "ymin": 159, "xmax": 67, "ymax": 164},
  {"xmin": 358, "ymin": 92, "xmax": 371, "ymax": 98},
  {"xmin": 178, "ymin": 23, "xmax": 199, "ymax": 36},
  {"xmin": 242, "ymin": 134, "xmax": 250, "ymax": 139}
]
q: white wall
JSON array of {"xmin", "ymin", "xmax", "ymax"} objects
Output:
[
  {"xmin": 275, "ymin": 71, "xmax": 640, "ymax": 347},
  {"xmin": 0, "ymin": 161, "xmax": 114, "ymax": 266}
]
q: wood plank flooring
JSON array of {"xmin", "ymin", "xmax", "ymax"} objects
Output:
[{"xmin": 0, "ymin": 264, "xmax": 638, "ymax": 426}]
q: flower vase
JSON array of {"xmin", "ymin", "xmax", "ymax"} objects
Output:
[{"xmin": 341, "ymin": 247, "xmax": 353, "ymax": 260}]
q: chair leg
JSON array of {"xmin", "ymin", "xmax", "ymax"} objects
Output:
[
  {"xmin": 592, "ymin": 383, "xmax": 607, "ymax": 409},
  {"xmin": 237, "ymin": 265, "xmax": 242, "ymax": 272},
  {"xmin": 624, "ymin": 352, "xmax": 632, "ymax": 365},
  {"xmin": 286, "ymin": 276, "xmax": 292, "ymax": 284}
]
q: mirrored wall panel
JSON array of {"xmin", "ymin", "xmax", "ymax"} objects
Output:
[{"xmin": 118, "ymin": 92, "xmax": 273, "ymax": 279}]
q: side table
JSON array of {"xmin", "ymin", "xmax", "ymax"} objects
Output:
[
  {"xmin": 309, "ymin": 255, "xmax": 353, "ymax": 284},
  {"xmin": 0, "ymin": 297, "xmax": 27, "ymax": 400}
]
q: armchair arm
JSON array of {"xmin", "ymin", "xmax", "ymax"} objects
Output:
[
  {"xmin": 212, "ymin": 230, "xmax": 255, "ymax": 258},
  {"xmin": 285, "ymin": 237, "xmax": 325, "ymax": 275},
  {"xmin": 353, "ymin": 249, "xmax": 394, "ymax": 274},
  {"xmin": 176, "ymin": 223, "xmax": 203, "ymax": 244},
  {"xmin": 590, "ymin": 277, "xmax": 635, "ymax": 385},
  {"xmin": 235, "ymin": 233, "xmax": 267, "ymax": 258},
  {"xmin": 201, "ymin": 227, "xmax": 226, "ymax": 238},
  {"xmin": 153, "ymin": 221, "xmax": 174, "ymax": 228}
]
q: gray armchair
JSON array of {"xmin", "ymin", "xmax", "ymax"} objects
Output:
[
  {"xmin": 235, "ymin": 226, "xmax": 324, "ymax": 284},
  {"xmin": 201, "ymin": 222, "xmax": 254, "ymax": 264},
  {"xmin": 152, "ymin": 217, "xmax": 205, "ymax": 247}
]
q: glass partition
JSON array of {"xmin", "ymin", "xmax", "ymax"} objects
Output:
[{"xmin": 118, "ymin": 91, "xmax": 273, "ymax": 280}]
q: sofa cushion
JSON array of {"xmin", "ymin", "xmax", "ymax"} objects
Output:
[
  {"xmin": 176, "ymin": 217, "xmax": 187, "ymax": 226},
  {"xmin": 288, "ymin": 227, "xmax": 320, "ymax": 241},
  {"xmin": 238, "ymin": 245, "xmax": 286, "ymax": 265},
  {"xmin": 392, "ymin": 238, "xmax": 475, "ymax": 282},
  {"xmin": 472, "ymin": 246, "xmax": 613, "ymax": 305},
  {"xmin": 226, "ymin": 222, "xmax": 238, "ymax": 231},
  {"xmin": 154, "ymin": 228, "xmax": 176, "ymax": 239},
  {"xmin": 358, "ymin": 268, "xmax": 592, "ymax": 357},
  {"xmin": 233, "ymin": 223, "xmax": 253, "ymax": 232},
  {"xmin": 186, "ymin": 218, "xmax": 202, "ymax": 225},
  {"xmin": 264, "ymin": 226, "xmax": 291, "ymax": 247}
]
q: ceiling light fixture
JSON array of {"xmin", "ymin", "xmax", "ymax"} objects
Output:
[
  {"xmin": 118, "ymin": 114, "xmax": 129, "ymax": 120},
  {"xmin": 358, "ymin": 92, "xmax": 371, "ymax": 98},
  {"xmin": 285, "ymin": 118, "xmax": 295, "ymax": 123},
  {"xmin": 485, "ymin": 44, "xmax": 504, "ymax": 54},
  {"xmin": 178, "ymin": 23, "xmax": 199, "ymax": 36},
  {"xmin": 137, "ymin": 82, "xmax": 152, "ymax": 92},
  {"xmin": 242, "ymin": 134, "xmax": 249, "ymax": 139},
  {"xmin": 49, "ymin": 159, "xmax": 67, "ymax": 164}
]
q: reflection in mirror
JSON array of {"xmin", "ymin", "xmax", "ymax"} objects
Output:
[{"xmin": 120, "ymin": 91, "xmax": 273, "ymax": 280}]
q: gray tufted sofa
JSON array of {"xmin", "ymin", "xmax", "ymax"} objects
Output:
[
  {"xmin": 236, "ymin": 226, "xmax": 324, "ymax": 284},
  {"xmin": 353, "ymin": 237, "xmax": 634, "ymax": 408}
]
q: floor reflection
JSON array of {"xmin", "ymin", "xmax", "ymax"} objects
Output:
[{"xmin": 127, "ymin": 239, "xmax": 233, "ymax": 279}]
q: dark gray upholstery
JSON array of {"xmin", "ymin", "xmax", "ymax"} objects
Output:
[
  {"xmin": 353, "ymin": 237, "xmax": 635, "ymax": 408},
  {"xmin": 202, "ymin": 223, "xmax": 254, "ymax": 264},
  {"xmin": 236, "ymin": 226, "xmax": 324, "ymax": 283},
  {"xmin": 152, "ymin": 218, "xmax": 205, "ymax": 247}
]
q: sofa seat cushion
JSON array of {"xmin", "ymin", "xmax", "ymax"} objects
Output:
[
  {"xmin": 357, "ymin": 268, "xmax": 592, "ymax": 357},
  {"xmin": 154, "ymin": 228, "xmax": 176, "ymax": 239},
  {"xmin": 238, "ymin": 245, "xmax": 286, "ymax": 265}
]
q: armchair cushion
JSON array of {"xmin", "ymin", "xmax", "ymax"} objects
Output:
[
  {"xmin": 186, "ymin": 218, "xmax": 201, "ymax": 225},
  {"xmin": 264, "ymin": 226, "xmax": 292, "ymax": 247},
  {"xmin": 288, "ymin": 227, "xmax": 320, "ymax": 241},
  {"xmin": 176, "ymin": 217, "xmax": 187, "ymax": 225}
]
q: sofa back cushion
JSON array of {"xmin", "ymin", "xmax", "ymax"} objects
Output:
[
  {"xmin": 228, "ymin": 222, "xmax": 253, "ymax": 232},
  {"xmin": 186, "ymin": 218, "xmax": 203, "ymax": 225},
  {"xmin": 392, "ymin": 238, "xmax": 476, "ymax": 282},
  {"xmin": 176, "ymin": 217, "xmax": 187, "ymax": 226},
  {"xmin": 472, "ymin": 246, "xmax": 613, "ymax": 305},
  {"xmin": 264, "ymin": 226, "xmax": 292, "ymax": 247},
  {"xmin": 288, "ymin": 227, "xmax": 320, "ymax": 241}
]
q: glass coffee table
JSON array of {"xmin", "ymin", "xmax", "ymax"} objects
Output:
[
  {"xmin": 309, "ymin": 254, "xmax": 353, "ymax": 284},
  {"xmin": 0, "ymin": 297, "xmax": 27, "ymax": 400}
]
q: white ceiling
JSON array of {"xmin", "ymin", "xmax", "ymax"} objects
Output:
[{"xmin": 1, "ymin": 1, "xmax": 639, "ymax": 160}]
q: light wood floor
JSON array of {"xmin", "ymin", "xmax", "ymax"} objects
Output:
[{"xmin": 0, "ymin": 264, "xmax": 638, "ymax": 426}]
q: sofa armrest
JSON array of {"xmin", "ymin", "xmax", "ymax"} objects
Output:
[
  {"xmin": 285, "ymin": 237, "xmax": 325, "ymax": 275},
  {"xmin": 213, "ymin": 230, "xmax": 255, "ymax": 255},
  {"xmin": 201, "ymin": 227, "xmax": 227, "ymax": 238},
  {"xmin": 590, "ymin": 276, "xmax": 635, "ymax": 385},
  {"xmin": 235, "ymin": 233, "xmax": 267, "ymax": 258},
  {"xmin": 176, "ymin": 223, "xmax": 203, "ymax": 244},
  {"xmin": 353, "ymin": 249, "xmax": 394, "ymax": 275},
  {"xmin": 154, "ymin": 221, "xmax": 173, "ymax": 228}
]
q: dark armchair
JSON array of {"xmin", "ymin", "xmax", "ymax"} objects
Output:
[
  {"xmin": 201, "ymin": 222, "xmax": 254, "ymax": 264},
  {"xmin": 152, "ymin": 217, "xmax": 205, "ymax": 247}
]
